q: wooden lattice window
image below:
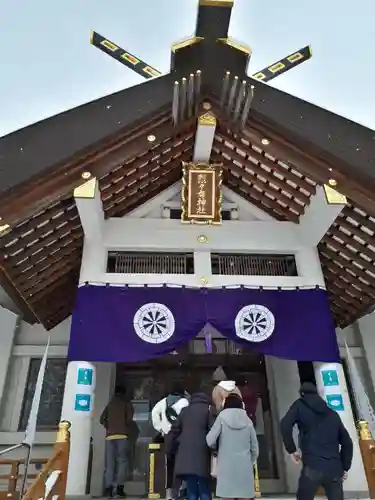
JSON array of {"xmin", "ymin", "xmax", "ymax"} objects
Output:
[{"xmin": 19, "ymin": 358, "xmax": 67, "ymax": 430}]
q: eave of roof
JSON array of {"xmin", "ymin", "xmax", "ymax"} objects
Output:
[
  {"xmin": 1, "ymin": 59, "xmax": 374, "ymax": 211},
  {"xmin": 1, "ymin": 0, "xmax": 374, "ymax": 207},
  {"xmin": 0, "ymin": 73, "xmax": 175, "ymax": 197},
  {"xmin": 1, "ymin": 104, "xmax": 374, "ymax": 331}
]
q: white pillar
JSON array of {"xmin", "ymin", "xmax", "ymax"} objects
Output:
[
  {"xmin": 90, "ymin": 362, "xmax": 116, "ymax": 496},
  {"xmin": 61, "ymin": 360, "xmax": 96, "ymax": 496},
  {"xmin": 194, "ymin": 251, "xmax": 212, "ymax": 281},
  {"xmin": 295, "ymin": 247, "xmax": 367, "ymax": 494},
  {"xmin": 268, "ymin": 356, "xmax": 301, "ymax": 493}
]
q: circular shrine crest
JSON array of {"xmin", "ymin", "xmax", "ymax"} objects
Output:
[
  {"xmin": 235, "ymin": 304, "xmax": 275, "ymax": 343},
  {"xmin": 133, "ymin": 302, "xmax": 175, "ymax": 344}
]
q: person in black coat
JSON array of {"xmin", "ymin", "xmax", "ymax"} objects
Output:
[
  {"xmin": 167, "ymin": 392, "xmax": 212, "ymax": 500},
  {"xmin": 280, "ymin": 382, "xmax": 353, "ymax": 500}
]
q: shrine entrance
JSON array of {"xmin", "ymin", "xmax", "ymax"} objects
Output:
[{"xmin": 114, "ymin": 340, "xmax": 285, "ymax": 496}]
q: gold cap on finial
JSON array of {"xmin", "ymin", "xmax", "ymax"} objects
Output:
[
  {"xmin": 359, "ymin": 420, "xmax": 372, "ymax": 440},
  {"xmin": 56, "ymin": 421, "xmax": 71, "ymax": 443}
]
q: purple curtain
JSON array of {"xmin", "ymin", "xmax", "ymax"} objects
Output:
[
  {"xmin": 205, "ymin": 287, "xmax": 339, "ymax": 362},
  {"xmin": 68, "ymin": 284, "xmax": 339, "ymax": 363}
]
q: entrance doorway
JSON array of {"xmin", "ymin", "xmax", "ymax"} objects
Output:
[{"xmin": 113, "ymin": 347, "xmax": 283, "ymax": 496}]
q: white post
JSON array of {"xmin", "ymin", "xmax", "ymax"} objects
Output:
[
  {"xmin": 90, "ymin": 362, "xmax": 116, "ymax": 496},
  {"xmin": 295, "ymin": 247, "xmax": 367, "ymax": 494},
  {"xmin": 61, "ymin": 360, "xmax": 96, "ymax": 496}
]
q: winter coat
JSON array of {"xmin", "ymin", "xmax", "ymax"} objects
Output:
[
  {"xmin": 207, "ymin": 407, "xmax": 259, "ymax": 499},
  {"xmin": 167, "ymin": 393, "xmax": 211, "ymax": 478},
  {"xmin": 151, "ymin": 394, "xmax": 189, "ymax": 436},
  {"xmin": 100, "ymin": 396, "xmax": 134, "ymax": 437},
  {"xmin": 280, "ymin": 393, "xmax": 353, "ymax": 476},
  {"xmin": 212, "ymin": 381, "xmax": 242, "ymax": 411}
]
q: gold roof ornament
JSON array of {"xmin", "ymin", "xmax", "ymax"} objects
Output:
[
  {"xmin": 217, "ymin": 37, "xmax": 252, "ymax": 56},
  {"xmin": 171, "ymin": 37, "xmax": 203, "ymax": 53},
  {"xmin": 74, "ymin": 177, "xmax": 98, "ymax": 199},
  {"xmin": 198, "ymin": 111, "xmax": 217, "ymax": 126},
  {"xmin": 199, "ymin": 0, "xmax": 234, "ymax": 6},
  {"xmin": 323, "ymin": 184, "xmax": 347, "ymax": 205},
  {"xmin": 358, "ymin": 420, "xmax": 372, "ymax": 440}
]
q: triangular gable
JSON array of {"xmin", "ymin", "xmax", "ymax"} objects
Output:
[{"xmin": 125, "ymin": 182, "xmax": 276, "ymax": 221}]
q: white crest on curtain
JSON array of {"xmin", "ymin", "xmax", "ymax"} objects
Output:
[{"xmin": 345, "ymin": 341, "xmax": 375, "ymax": 437}]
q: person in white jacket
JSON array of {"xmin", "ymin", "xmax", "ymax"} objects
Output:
[
  {"xmin": 212, "ymin": 366, "xmax": 242, "ymax": 412},
  {"xmin": 151, "ymin": 382, "xmax": 189, "ymax": 500}
]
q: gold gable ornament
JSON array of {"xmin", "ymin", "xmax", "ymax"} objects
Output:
[
  {"xmin": 181, "ymin": 162, "xmax": 222, "ymax": 224},
  {"xmin": 323, "ymin": 184, "xmax": 347, "ymax": 205},
  {"xmin": 198, "ymin": 111, "xmax": 217, "ymax": 126}
]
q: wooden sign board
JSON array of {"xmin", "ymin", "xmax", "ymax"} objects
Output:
[{"xmin": 181, "ymin": 162, "xmax": 222, "ymax": 224}]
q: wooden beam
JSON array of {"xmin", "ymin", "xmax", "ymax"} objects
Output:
[
  {"xmin": 244, "ymin": 118, "xmax": 375, "ymax": 215},
  {"xmin": 14, "ymin": 236, "xmax": 83, "ymax": 275},
  {"xmin": 28, "ymin": 259, "xmax": 80, "ymax": 298},
  {"xmin": 29, "ymin": 274, "xmax": 75, "ymax": 305},
  {"xmin": 107, "ymin": 157, "xmax": 191, "ymax": 217},
  {"xmin": 0, "ymin": 113, "xmax": 198, "ymax": 228},
  {"xmin": 343, "ymin": 205, "xmax": 375, "ymax": 233},
  {"xmin": 37, "ymin": 288, "xmax": 76, "ymax": 320},
  {"xmin": 320, "ymin": 254, "xmax": 375, "ymax": 300},
  {"xmin": 325, "ymin": 230, "xmax": 374, "ymax": 272},
  {"xmin": 101, "ymin": 135, "xmax": 195, "ymax": 202},
  {"xmin": 337, "ymin": 215, "xmax": 374, "ymax": 247},
  {"xmin": 212, "ymin": 144, "xmax": 306, "ymax": 214},
  {"xmin": 211, "ymin": 100, "xmax": 375, "ymax": 214},
  {"xmin": 18, "ymin": 251, "xmax": 82, "ymax": 293},
  {"xmin": 323, "ymin": 266, "xmax": 372, "ymax": 304},
  {"xmin": 0, "ymin": 198, "xmax": 75, "ymax": 249},
  {"xmin": 330, "ymin": 224, "xmax": 375, "ymax": 263},
  {"xmin": 319, "ymin": 243, "xmax": 375, "ymax": 290},
  {"xmin": 101, "ymin": 130, "xmax": 194, "ymax": 189},
  {"xmin": 0, "ymin": 256, "xmax": 38, "ymax": 323},
  {"xmin": 6, "ymin": 223, "xmax": 82, "ymax": 264},
  {"xmin": 223, "ymin": 178, "xmax": 285, "ymax": 221},
  {"xmin": 215, "ymin": 129, "xmax": 316, "ymax": 197},
  {"xmin": 213, "ymin": 154, "xmax": 299, "ymax": 222},
  {"xmin": 3, "ymin": 208, "xmax": 78, "ymax": 255}
]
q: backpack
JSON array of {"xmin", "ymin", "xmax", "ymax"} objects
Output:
[{"xmin": 165, "ymin": 394, "xmax": 183, "ymax": 424}]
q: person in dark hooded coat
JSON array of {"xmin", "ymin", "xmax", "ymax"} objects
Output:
[
  {"xmin": 280, "ymin": 382, "xmax": 353, "ymax": 500},
  {"xmin": 166, "ymin": 391, "xmax": 212, "ymax": 500}
]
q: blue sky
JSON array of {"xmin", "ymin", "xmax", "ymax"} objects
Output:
[{"xmin": 0, "ymin": 0, "xmax": 373, "ymax": 137}]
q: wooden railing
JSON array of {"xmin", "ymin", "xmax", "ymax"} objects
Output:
[
  {"xmin": 0, "ymin": 422, "xmax": 70, "ymax": 500},
  {"xmin": 0, "ymin": 458, "xmax": 48, "ymax": 500},
  {"xmin": 358, "ymin": 420, "xmax": 375, "ymax": 499},
  {"xmin": 21, "ymin": 421, "xmax": 70, "ymax": 500}
]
